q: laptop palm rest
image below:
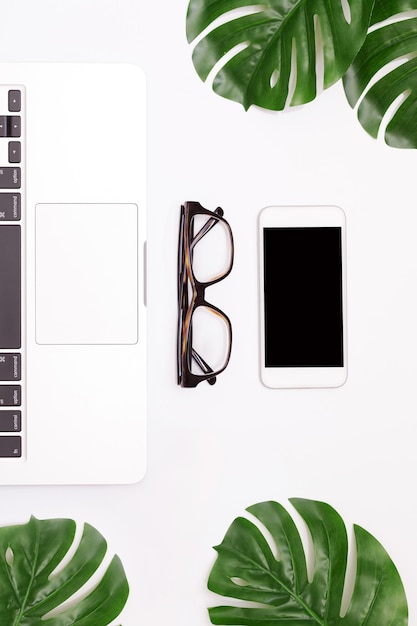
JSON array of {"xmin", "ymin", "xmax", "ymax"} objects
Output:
[{"xmin": 35, "ymin": 203, "xmax": 138, "ymax": 345}]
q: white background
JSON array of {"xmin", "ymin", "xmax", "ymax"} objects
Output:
[{"xmin": 2, "ymin": 1, "xmax": 417, "ymax": 624}]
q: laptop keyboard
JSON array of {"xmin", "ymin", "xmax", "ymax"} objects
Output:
[{"xmin": 0, "ymin": 85, "xmax": 23, "ymax": 458}]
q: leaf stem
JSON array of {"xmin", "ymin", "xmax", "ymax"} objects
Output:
[{"xmin": 12, "ymin": 526, "xmax": 40, "ymax": 626}]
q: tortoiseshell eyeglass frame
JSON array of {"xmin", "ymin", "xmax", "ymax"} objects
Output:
[{"xmin": 177, "ymin": 201, "xmax": 234, "ymax": 388}]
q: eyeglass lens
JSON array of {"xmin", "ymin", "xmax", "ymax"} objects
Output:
[{"xmin": 190, "ymin": 214, "xmax": 233, "ymax": 284}]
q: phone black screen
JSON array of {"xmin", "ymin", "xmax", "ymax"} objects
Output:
[{"xmin": 263, "ymin": 227, "xmax": 343, "ymax": 368}]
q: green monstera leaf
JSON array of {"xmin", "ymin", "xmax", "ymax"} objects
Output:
[
  {"xmin": 208, "ymin": 498, "xmax": 408, "ymax": 626},
  {"xmin": 0, "ymin": 516, "xmax": 129, "ymax": 625},
  {"xmin": 186, "ymin": 0, "xmax": 375, "ymax": 110},
  {"xmin": 343, "ymin": 0, "xmax": 417, "ymax": 148}
]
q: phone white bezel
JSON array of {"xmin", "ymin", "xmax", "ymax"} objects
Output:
[{"xmin": 259, "ymin": 205, "xmax": 347, "ymax": 389}]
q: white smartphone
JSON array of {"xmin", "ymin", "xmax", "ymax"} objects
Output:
[{"xmin": 259, "ymin": 205, "xmax": 347, "ymax": 388}]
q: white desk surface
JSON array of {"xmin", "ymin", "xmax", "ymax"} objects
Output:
[{"xmin": 2, "ymin": 1, "xmax": 416, "ymax": 624}]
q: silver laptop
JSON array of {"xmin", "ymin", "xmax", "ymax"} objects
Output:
[{"xmin": 0, "ymin": 63, "xmax": 147, "ymax": 484}]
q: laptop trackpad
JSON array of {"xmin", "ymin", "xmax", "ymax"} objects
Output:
[{"xmin": 35, "ymin": 203, "xmax": 138, "ymax": 345}]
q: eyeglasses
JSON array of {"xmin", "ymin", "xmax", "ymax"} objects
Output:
[{"xmin": 177, "ymin": 201, "xmax": 234, "ymax": 387}]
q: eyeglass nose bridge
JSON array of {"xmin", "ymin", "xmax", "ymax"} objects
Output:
[{"xmin": 190, "ymin": 258, "xmax": 234, "ymax": 290}]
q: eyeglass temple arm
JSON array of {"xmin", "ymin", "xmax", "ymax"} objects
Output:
[
  {"xmin": 191, "ymin": 348, "xmax": 217, "ymax": 385},
  {"xmin": 190, "ymin": 207, "xmax": 224, "ymax": 252}
]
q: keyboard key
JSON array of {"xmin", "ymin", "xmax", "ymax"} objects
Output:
[
  {"xmin": 0, "ymin": 354, "xmax": 21, "ymax": 381},
  {"xmin": 0, "ymin": 385, "xmax": 21, "ymax": 406},
  {"xmin": 0, "ymin": 436, "xmax": 21, "ymax": 457},
  {"xmin": 8, "ymin": 141, "xmax": 21, "ymax": 163},
  {"xmin": 8, "ymin": 90, "xmax": 21, "ymax": 112},
  {"xmin": 0, "ymin": 410, "xmax": 21, "ymax": 432},
  {"xmin": 9, "ymin": 116, "xmax": 21, "ymax": 137},
  {"xmin": 0, "ymin": 193, "xmax": 20, "ymax": 220},
  {"xmin": 0, "ymin": 225, "xmax": 21, "ymax": 348},
  {"xmin": 0, "ymin": 167, "xmax": 20, "ymax": 188}
]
